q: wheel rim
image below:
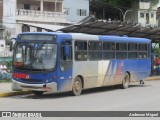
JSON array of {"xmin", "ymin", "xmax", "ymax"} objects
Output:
[{"xmin": 74, "ymin": 80, "xmax": 81, "ymax": 92}]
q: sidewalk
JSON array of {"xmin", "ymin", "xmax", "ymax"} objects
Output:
[
  {"xmin": 0, "ymin": 76, "xmax": 160, "ymax": 97},
  {"xmin": 0, "ymin": 83, "xmax": 31, "ymax": 97}
]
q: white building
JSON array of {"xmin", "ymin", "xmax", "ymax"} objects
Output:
[
  {"xmin": 3, "ymin": 0, "xmax": 89, "ymax": 38},
  {"xmin": 64, "ymin": 0, "xmax": 89, "ymax": 23},
  {"xmin": 126, "ymin": 0, "xmax": 158, "ymax": 27},
  {"xmin": 0, "ymin": 40, "xmax": 12, "ymax": 57}
]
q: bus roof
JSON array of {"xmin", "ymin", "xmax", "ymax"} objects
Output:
[{"xmin": 18, "ymin": 32, "xmax": 151, "ymax": 43}]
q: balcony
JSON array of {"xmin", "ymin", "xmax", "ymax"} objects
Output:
[{"xmin": 16, "ymin": 9, "xmax": 67, "ymax": 23}]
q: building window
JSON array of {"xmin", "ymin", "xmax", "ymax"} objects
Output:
[
  {"xmin": 0, "ymin": 44, "xmax": 4, "ymax": 47},
  {"xmin": 64, "ymin": 8, "xmax": 69, "ymax": 15},
  {"xmin": 151, "ymin": 13, "xmax": 154, "ymax": 18},
  {"xmin": 140, "ymin": 12, "xmax": 144, "ymax": 18},
  {"xmin": 37, "ymin": 27, "xmax": 42, "ymax": 32},
  {"xmin": 24, "ymin": 4, "xmax": 30, "ymax": 10},
  {"xmin": 77, "ymin": 9, "xmax": 87, "ymax": 16},
  {"xmin": 22, "ymin": 25, "xmax": 30, "ymax": 32}
]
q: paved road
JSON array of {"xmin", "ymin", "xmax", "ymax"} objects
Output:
[{"xmin": 0, "ymin": 81, "xmax": 160, "ymax": 119}]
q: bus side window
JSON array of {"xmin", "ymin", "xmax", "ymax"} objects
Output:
[
  {"xmin": 128, "ymin": 43, "xmax": 138, "ymax": 59},
  {"xmin": 75, "ymin": 41, "xmax": 87, "ymax": 61},
  {"xmin": 88, "ymin": 41, "xmax": 102, "ymax": 61},
  {"xmin": 116, "ymin": 43, "xmax": 127, "ymax": 59},
  {"xmin": 103, "ymin": 42, "xmax": 115, "ymax": 59},
  {"xmin": 139, "ymin": 44, "xmax": 148, "ymax": 59},
  {"xmin": 60, "ymin": 41, "xmax": 72, "ymax": 71}
]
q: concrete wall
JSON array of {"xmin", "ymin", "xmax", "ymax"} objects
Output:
[
  {"xmin": 63, "ymin": 0, "xmax": 89, "ymax": 23},
  {"xmin": 0, "ymin": 1, "xmax": 3, "ymax": 20}
]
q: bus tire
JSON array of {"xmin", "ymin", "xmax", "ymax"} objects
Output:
[
  {"xmin": 71, "ymin": 77, "xmax": 82, "ymax": 96},
  {"xmin": 121, "ymin": 73, "xmax": 130, "ymax": 89},
  {"xmin": 32, "ymin": 91, "xmax": 44, "ymax": 96}
]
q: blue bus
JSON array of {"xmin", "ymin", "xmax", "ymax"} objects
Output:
[{"xmin": 11, "ymin": 32, "xmax": 151, "ymax": 96}]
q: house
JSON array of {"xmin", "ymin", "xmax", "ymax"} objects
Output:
[
  {"xmin": 125, "ymin": 0, "xmax": 158, "ymax": 27},
  {"xmin": 2, "ymin": 0, "xmax": 89, "ymax": 38}
]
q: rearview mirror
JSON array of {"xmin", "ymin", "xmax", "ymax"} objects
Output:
[{"xmin": 10, "ymin": 38, "xmax": 16, "ymax": 51}]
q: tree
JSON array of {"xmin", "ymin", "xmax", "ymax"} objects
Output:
[
  {"xmin": 90, "ymin": 0, "xmax": 159, "ymax": 20},
  {"xmin": 150, "ymin": 0, "xmax": 159, "ymax": 9}
]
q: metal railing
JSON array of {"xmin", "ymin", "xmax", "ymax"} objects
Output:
[{"xmin": 16, "ymin": 9, "xmax": 66, "ymax": 18}]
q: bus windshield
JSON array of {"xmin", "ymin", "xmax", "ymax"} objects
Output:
[{"xmin": 13, "ymin": 42, "xmax": 57, "ymax": 71}]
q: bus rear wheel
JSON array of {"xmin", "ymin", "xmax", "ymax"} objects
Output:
[
  {"xmin": 32, "ymin": 91, "xmax": 44, "ymax": 96},
  {"xmin": 71, "ymin": 77, "xmax": 82, "ymax": 96},
  {"xmin": 121, "ymin": 73, "xmax": 130, "ymax": 89}
]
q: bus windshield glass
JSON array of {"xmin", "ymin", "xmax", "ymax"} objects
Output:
[{"xmin": 13, "ymin": 42, "xmax": 57, "ymax": 71}]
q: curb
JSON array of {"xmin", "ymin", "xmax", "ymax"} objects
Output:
[
  {"xmin": 145, "ymin": 76, "xmax": 160, "ymax": 81},
  {"xmin": 0, "ymin": 91, "xmax": 32, "ymax": 97}
]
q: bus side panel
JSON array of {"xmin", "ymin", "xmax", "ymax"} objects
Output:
[
  {"xmin": 102, "ymin": 59, "xmax": 150, "ymax": 86},
  {"xmin": 123, "ymin": 59, "xmax": 151, "ymax": 82},
  {"xmin": 102, "ymin": 60, "xmax": 123, "ymax": 86}
]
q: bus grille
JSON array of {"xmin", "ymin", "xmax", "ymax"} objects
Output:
[{"xmin": 20, "ymin": 79, "xmax": 43, "ymax": 84}]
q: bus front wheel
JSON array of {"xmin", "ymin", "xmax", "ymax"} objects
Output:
[
  {"xmin": 71, "ymin": 77, "xmax": 82, "ymax": 96},
  {"xmin": 32, "ymin": 91, "xmax": 44, "ymax": 96},
  {"xmin": 121, "ymin": 73, "xmax": 130, "ymax": 89}
]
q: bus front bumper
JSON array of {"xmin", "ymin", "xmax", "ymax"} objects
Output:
[{"xmin": 12, "ymin": 79, "xmax": 57, "ymax": 93}]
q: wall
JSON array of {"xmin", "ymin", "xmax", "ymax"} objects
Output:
[
  {"xmin": 63, "ymin": 0, "xmax": 89, "ymax": 23},
  {"xmin": 0, "ymin": 0, "xmax": 3, "ymax": 20},
  {"xmin": 3, "ymin": 0, "xmax": 16, "ymax": 29}
]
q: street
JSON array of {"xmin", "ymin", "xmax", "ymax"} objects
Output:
[{"xmin": 0, "ymin": 81, "xmax": 160, "ymax": 111}]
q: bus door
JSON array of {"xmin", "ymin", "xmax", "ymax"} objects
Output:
[{"xmin": 58, "ymin": 40, "xmax": 73, "ymax": 91}]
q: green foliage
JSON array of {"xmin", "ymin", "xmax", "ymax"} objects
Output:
[
  {"xmin": 92, "ymin": 0, "xmax": 138, "ymax": 8},
  {"xmin": 92, "ymin": 0, "xmax": 159, "ymax": 8},
  {"xmin": 149, "ymin": 0, "xmax": 159, "ymax": 10},
  {"xmin": 152, "ymin": 47, "xmax": 160, "ymax": 56}
]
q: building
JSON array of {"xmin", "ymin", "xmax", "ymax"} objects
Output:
[
  {"xmin": 126, "ymin": 0, "xmax": 157, "ymax": 27},
  {"xmin": 63, "ymin": 0, "xmax": 89, "ymax": 23},
  {"xmin": 0, "ymin": 0, "xmax": 2, "ymax": 20},
  {"xmin": 0, "ymin": 0, "xmax": 4, "ymax": 40},
  {"xmin": 2, "ymin": 0, "xmax": 89, "ymax": 38}
]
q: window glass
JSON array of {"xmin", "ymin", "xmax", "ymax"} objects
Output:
[
  {"xmin": 75, "ymin": 41, "xmax": 87, "ymax": 50},
  {"xmin": 88, "ymin": 41, "xmax": 102, "ymax": 61},
  {"xmin": 140, "ymin": 12, "xmax": 144, "ymax": 18},
  {"xmin": 116, "ymin": 52, "xmax": 127, "ymax": 59},
  {"xmin": 88, "ymin": 41, "xmax": 102, "ymax": 50},
  {"xmin": 139, "ymin": 44, "xmax": 147, "ymax": 51},
  {"xmin": 60, "ymin": 41, "xmax": 72, "ymax": 71},
  {"xmin": 75, "ymin": 41, "xmax": 87, "ymax": 61},
  {"xmin": 128, "ymin": 43, "xmax": 138, "ymax": 51},
  {"xmin": 103, "ymin": 52, "xmax": 115, "ymax": 59},
  {"xmin": 116, "ymin": 43, "xmax": 127, "ymax": 51},
  {"xmin": 103, "ymin": 42, "xmax": 115, "ymax": 50}
]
